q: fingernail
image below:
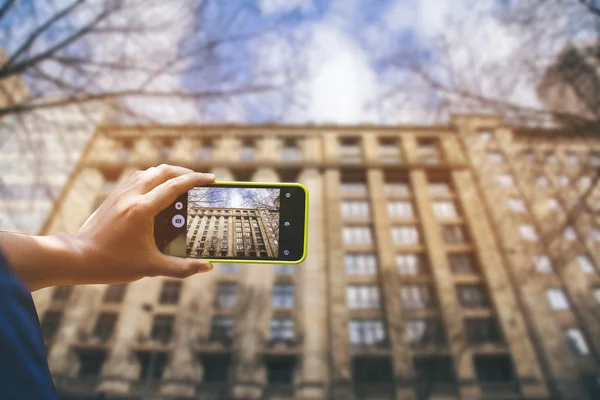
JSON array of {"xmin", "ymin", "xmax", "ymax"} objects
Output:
[
  {"xmin": 201, "ymin": 173, "xmax": 216, "ymax": 180},
  {"xmin": 198, "ymin": 263, "xmax": 213, "ymax": 273}
]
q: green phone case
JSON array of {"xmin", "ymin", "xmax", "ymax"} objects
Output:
[{"xmin": 202, "ymin": 181, "xmax": 309, "ymax": 265}]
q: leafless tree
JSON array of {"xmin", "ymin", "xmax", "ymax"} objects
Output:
[
  {"xmin": 241, "ymin": 188, "xmax": 280, "ymax": 211},
  {"xmin": 188, "ymin": 187, "xmax": 232, "ymax": 209}
]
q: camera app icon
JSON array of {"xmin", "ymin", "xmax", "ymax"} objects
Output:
[{"xmin": 172, "ymin": 214, "xmax": 185, "ymax": 228}]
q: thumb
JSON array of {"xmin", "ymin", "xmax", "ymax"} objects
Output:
[{"xmin": 151, "ymin": 253, "xmax": 213, "ymax": 279}]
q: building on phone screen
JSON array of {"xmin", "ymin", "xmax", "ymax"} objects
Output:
[{"xmin": 33, "ymin": 115, "xmax": 600, "ymax": 400}]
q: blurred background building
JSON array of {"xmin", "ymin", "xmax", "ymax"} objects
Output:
[{"xmin": 33, "ymin": 116, "xmax": 600, "ymax": 400}]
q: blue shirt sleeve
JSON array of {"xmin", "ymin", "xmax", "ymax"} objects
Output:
[{"xmin": 0, "ymin": 252, "xmax": 59, "ymax": 400}]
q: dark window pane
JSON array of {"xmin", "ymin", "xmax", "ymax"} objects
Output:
[
  {"xmin": 137, "ymin": 351, "xmax": 168, "ymax": 380},
  {"xmin": 103, "ymin": 284, "xmax": 127, "ymax": 303},
  {"xmin": 406, "ymin": 319, "xmax": 446, "ymax": 347},
  {"xmin": 151, "ymin": 315, "xmax": 174, "ymax": 343},
  {"xmin": 266, "ymin": 357, "xmax": 297, "ymax": 385},
  {"xmin": 209, "ymin": 317, "xmax": 233, "ymax": 342},
  {"xmin": 199, "ymin": 354, "xmax": 231, "ymax": 383},
  {"xmin": 474, "ymin": 355, "xmax": 516, "ymax": 383},
  {"xmin": 449, "ymin": 254, "xmax": 478, "ymax": 275},
  {"xmin": 40, "ymin": 310, "xmax": 63, "ymax": 340},
  {"xmin": 93, "ymin": 313, "xmax": 117, "ymax": 341},
  {"xmin": 457, "ymin": 284, "xmax": 489, "ymax": 308},
  {"xmin": 77, "ymin": 349, "xmax": 106, "ymax": 378},
  {"xmin": 52, "ymin": 286, "xmax": 73, "ymax": 301},
  {"xmin": 465, "ymin": 318, "xmax": 503, "ymax": 345},
  {"xmin": 159, "ymin": 281, "xmax": 182, "ymax": 305},
  {"xmin": 353, "ymin": 356, "xmax": 393, "ymax": 384}
]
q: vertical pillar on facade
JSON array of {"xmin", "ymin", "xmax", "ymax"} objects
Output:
[
  {"xmin": 367, "ymin": 169, "xmax": 416, "ymax": 400},
  {"xmin": 259, "ymin": 136, "xmax": 281, "ymax": 163},
  {"xmin": 323, "ymin": 133, "xmax": 339, "ymax": 162},
  {"xmin": 160, "ymin": 168, "xmax": 234, "ymax": 397},
  {"xmin": 323, "ymin": 168, "xmax": 354, "ymax": 399},
  {"xmin": 214, "ymin": 137, "xmax": 240, "ymax": 163},
  {"xmin": 295, "ymin": 168, "xmax": 328, "ymax": 399},
  {"xmin": 362, "ymin": 132, "xmax": 379, "ymax": 164},
  {"xmin": 410, "ymin": 170, "xmax": 480, "ymax": 399},
  {"xmin": 171, "ymin": 137, "xmax": 195, "ymax": 164},
  {"xmin": 47, "ymin": 285, "xmax": 105, "ymax": 377},
  {"xmin": 97, "ymin": 277, "xmax": 163, "ymax": 394},
  {"xmin": 231, "ymin": 168, "xmax": 278, "ymax": 399},
  {"xmin": 453, "ymin": 170, "xmax": 549, "ymax": 398},
  {"xmin": 130, "ymin": 137, "xmax": 159, "ymax": 165},
  {"xmin": 402, "ymin": 134, "xmax": 418, "ymax": 164}
]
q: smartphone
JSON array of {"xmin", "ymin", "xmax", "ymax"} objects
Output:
[{"xmin": 154, "ymin": 182, "xmax": 308, "ymax": 264}]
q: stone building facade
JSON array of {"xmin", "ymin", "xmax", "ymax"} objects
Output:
[
  {"xmin": 187, "ymin": 207, "xmax": 279, "ymax": 258},
  {"xmin": 34, "ymin": 116, "xmax": 600, "ymax": 400}
]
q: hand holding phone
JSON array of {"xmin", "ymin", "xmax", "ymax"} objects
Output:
[{"xmin": 154, "ymin": 182, "xmax": 308, "ymax": 264}]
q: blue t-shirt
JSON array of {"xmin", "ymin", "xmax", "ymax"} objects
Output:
[{"xmin": 0, "ymin": 253, "xmax": 59, "ymax": 399}]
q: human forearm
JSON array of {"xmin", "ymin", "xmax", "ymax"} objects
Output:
[{"xmin": 0, "ymin": 232, "xmax": 85, "ymax": 291}]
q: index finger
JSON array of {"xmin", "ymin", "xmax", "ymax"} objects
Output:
[{"xmin": 142, "ymin": 172, "xmax": 216, "ymax": 214}]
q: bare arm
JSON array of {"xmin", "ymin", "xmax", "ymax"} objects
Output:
[{"xmin": 0, "ymin": 165, "xmax": 215, "ymax": 291}]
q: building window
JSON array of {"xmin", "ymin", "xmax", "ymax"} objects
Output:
[
  {"xmin": 339, "ymin": 137, "xmax": 362, "ymax": 163},
  {"xmin": 196, "ymin": 140, "xmax": 214, "ymax": 161},
  {"xmin": 406, "ymin": 319, "xmax": 445, "ymax": 346},
  {"xmin": 239, "ymin": 140, "xmax": 255, "ymax": 161},
  {"xmin": 40, "ymin": 310, "xmax": 62, "ymax": 341},
  {"xmin": 457, "ymin": 285, "xmax": 489, "ymax": 308},
  {"xmin": 93, "ymin": 312, "xmax": 117, "ymax": 341},
  {"xmin": 488, "ymin": 152, "xmax": 504, "ymax": 164},
  {"xmin": 219, "ymin": 263, "xmax": 241, "ymax": 274},
  {"xmin": 428, "ymin": 183, "xmax": 450, "ymax": 195},
  {"xmin": 281, "ymin": 139, "xmax": 299, "ymax": 161},
  {"xmin": 496, "ymin": 174, "xmax": 514, "ymax": 187},
  {"xmin": 103, "ymin": 284, "xmax": 127, "ymax": 303},
  {"xmin": 580, "ymin": 176, "xmax": 592, "ymax": 188},
  {"xmin": 341, "ymin": 201, "xmax": 370, "ymax": 218},
  {"xmin": 341, "ymin": 182, "xmax": 367, "ymax": 195},
  {"xmin": 508, "ymin": 198, "xmax": 526, "ymax": 213},
  {"xmin": 199, "ymin": 355, "xmax": 231, "ymax": 383},
  {"xmin": 559, "ymin": 175, "xmax": 570, "ymax": 187},
  {"xmin": 519, "ymin": 225, "xmax": 539, "ymax": 242},
  {"xmin": 353, "ymin": 357, "xmax": 393, "ymax": 385},
  {"xmin": 209, "ymin": 317, "xmax": 233, "ymax": 342},
  {"xmin": 159, "ymin": 281, "xmax": 182, "ymax": 305},
  {"xmin": 565, "ymin": 328, "xmax": 590, "ymax": 355},
  {"xmin": 347, "ymin": 285, "xmax": 381, "ymax": 309},
  {"xmin": 547, "ymin": 289, "xmax": 570, "ymax": 310},
  {"xmin": 442, "ymin": 225, "xmax": 467, "ymax": 244},
  {"xmin": 345, "ymin": 254, "xmax": 377, "ymax": 275},
  {"xmin": 384, "ymin": 183, "xmax": 409, "ymax": 196},
  {"xmin": 379, "ymin": 138, "xmax": 401, "ymax": 162},
  {"xmin": 564, "ymin": 226, "xmax": 577, "ymax": 241},
  {"xmin": 577, "ymin": 255, "xmax": 596, "ymax": 274},
  {"xmin": 401, "ymin": 285, "xmax": 435, "ymax": 309},
  {"xmin": 275, "ymin": 264, "xmax": 296, "ymax": 275},
  {"xmin": 388, "ymin": 201, "xmax": 414, "ymax": 218},
  {"xmin": 349, "ymin": 319, "xmax": 386, "ymax": 346},
  {"xmin": 52, "ymin": 286, "xmax": 73, "ymax": 301},
  {"xmin": 270, "ymin": 318, "xmax": 295, "ymax": 342},
  {"xmin": 537, "ymin": 176, "xmax": 548, "ymax": 187},
  {"xmin": 216, "ymin": 283, "xmax": 237, "ymax": 308},
  {"xmin": 392, "ymin": 226, "xmax": 420, "ymax": 245},
  {"xmin": 343, "ymin": 226, "xmax": 373, "ymax": 245},
  {"xmin": 413, "ymin": 356, "xmax": 456, "ymax": 387},
  {"xmin": 272, "ymin": 284, "xmax": 295, "ymax": 308},
  {"xmin": 396, "ymin": 254, "xmax": 428, "ymax": 275},
  {"xmin": 417, "ymin": 138, "xmax": 441, "ymax": 163},
  {"xmin": 474, "ymin": 355, "xmax": 516, "ymax": 385},
  {"xmin": 449, "ymin": 254, "xmax": 477, "ymax": 274},
  {"xmin": 151, "ymin": 315, "xmax": 174, "ymax": 343},
  {"xmin": 465, "ymin": 318, "xmax": 503, "ymax": 345},
  {"xmin": 266, "ymin": 356, "xmax": 297, "ymax": 385},
  {"xmin": 433, "ymin": 201, "xmax": 458, "ymax": 218},
  {"xmin": 590, "ymin": 152, "xmax": 600, "ymax": 167},
  {"xmin": 137, "ymin": 351, "xmax": 167, "ymax": 380},
  {"xmin": 77, "ymin": 349, "xmax": 106, "ymax": 378},
  {"xmin": 533, "ymin": 255, "xmax": 553, "ymax": 274},
  {"xmin": 547, "ymin": 154, "xmax": 558, "ymax": 164}
]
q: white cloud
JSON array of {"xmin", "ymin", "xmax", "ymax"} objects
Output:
[
  {"xmin": 259, "ymin": 0, "xmax": 314, "ymax": 15},
  {"xmin": 288, "ymin": 25, "xmax": 378, "ymax": 124}
]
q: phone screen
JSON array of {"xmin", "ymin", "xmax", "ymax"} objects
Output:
[{"xmin": 154, "ymin": 183, "xmax": 307, "ymax": 262}]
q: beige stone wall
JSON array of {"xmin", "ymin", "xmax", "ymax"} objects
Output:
[{"xmin": 35, "ymin": 120, "xmax": 600, "ymax": 400}]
